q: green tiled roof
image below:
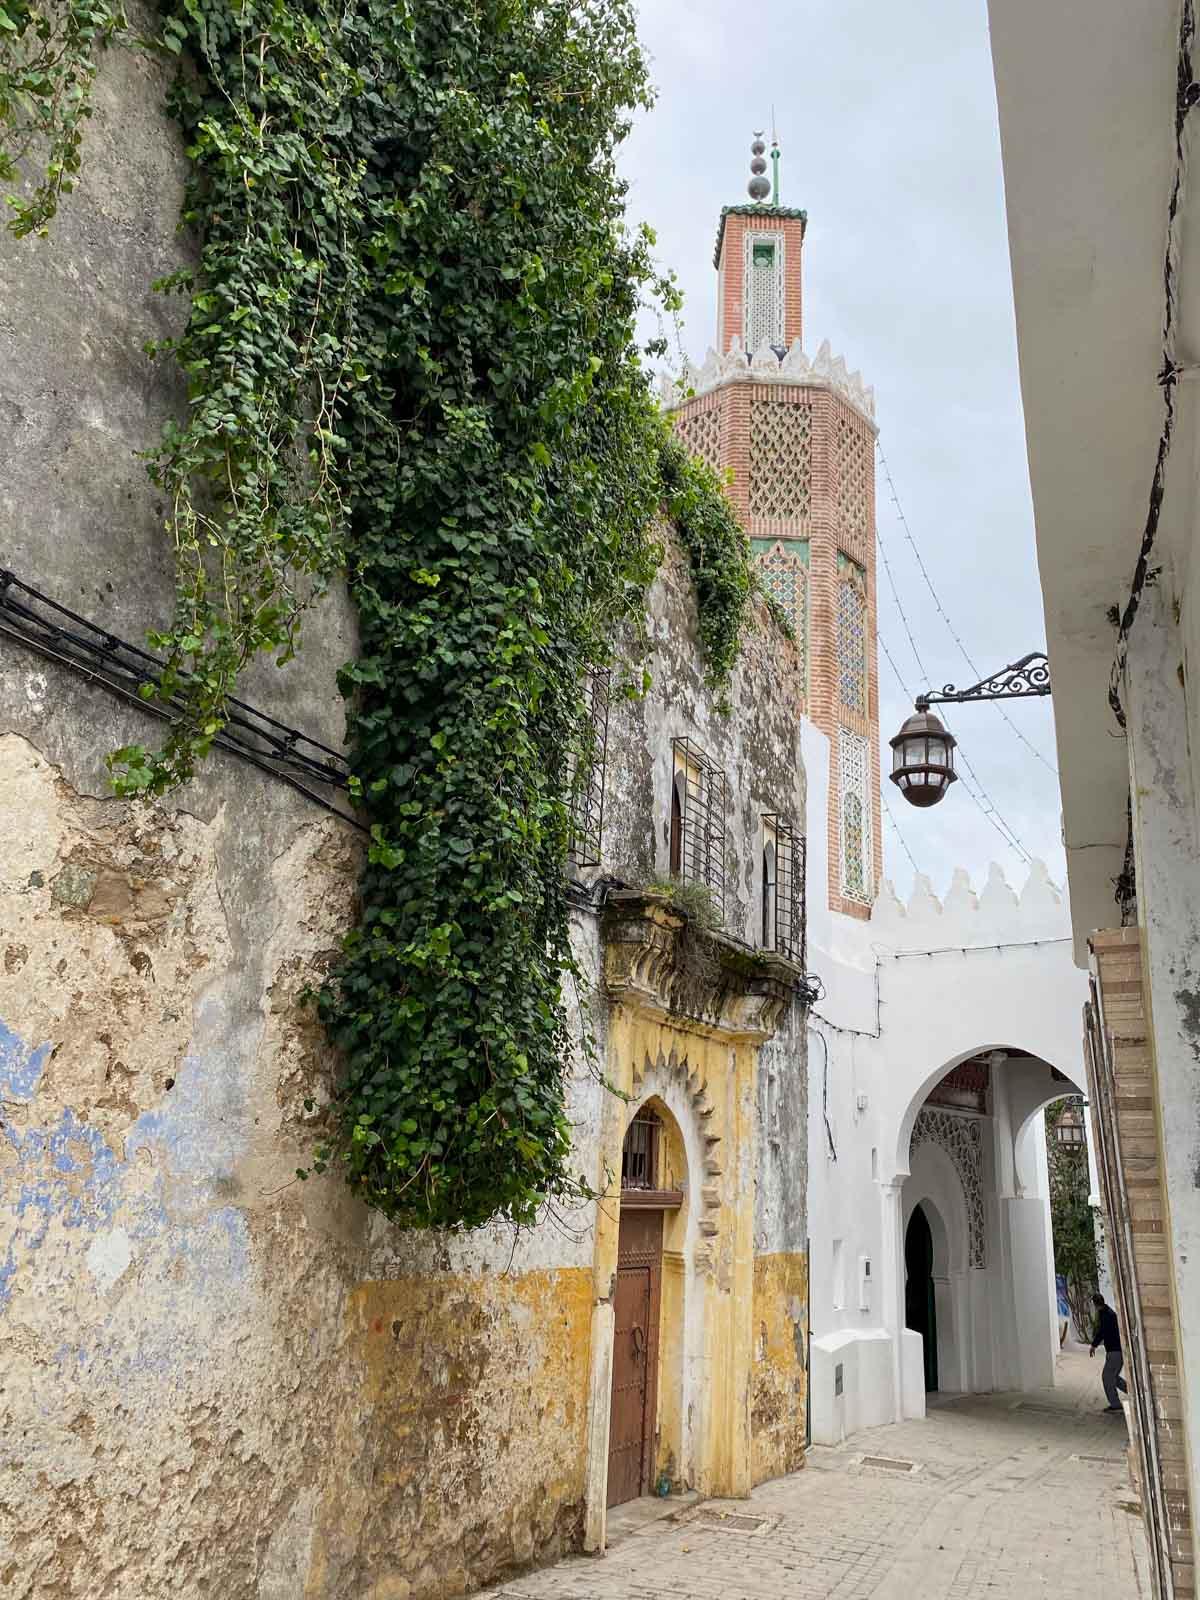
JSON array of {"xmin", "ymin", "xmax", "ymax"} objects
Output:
[{"xmin": 713, "ymin": 205, "xmax": 808, "ymax": 267}]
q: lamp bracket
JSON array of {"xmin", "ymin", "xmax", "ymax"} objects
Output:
[{"xmin": 914, "ymin": 651, "xmax": 1051, "ymax": 713}]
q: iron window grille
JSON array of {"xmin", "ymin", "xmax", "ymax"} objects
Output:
[
  {"xmin": 569, "ymin": 668, "xmax": 610, "ymax": 868},
  {"xmin": 761, "ymin": 814, "xmax": 806, "ymax": 967},
  {"xmin": 669, "ymin": 736, "xmax": 728, "ymax": 924},
  {"xmin": 621, "ymin": 1109, "xmax": 661, "ymax": 1191}
]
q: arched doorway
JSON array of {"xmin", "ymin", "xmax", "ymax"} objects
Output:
[
  {"xmin": 905, "ymin": 1204, "xmax": 938, "ymax": 1392},
  {"xmin": 607, "ymin": 1105, "xmax": 684, "ymax": 1507}
]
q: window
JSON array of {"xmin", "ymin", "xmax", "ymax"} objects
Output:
[
  {"xmin": 568, "ymin": 668, "xmax": 610, "ymax": 867},
  {"xmin": 761, "ymin": 813, "xmax": 806, "ymax": 964},
  {"xmin": 839, "ymin": 729, "xmax": 873, "ymax": 904},
  {"xmin": 670, "ymin": 738, "xmax": 728, "ymax": 923},
  {"xmin": 621, "ymin": 1109, "xmax": 661, "ymax": 1191},
  {"xmin": 761, "ymin": 828, "xmax": 777, "ymax": 950},
  {"xmin": 836, "ymin": 559, "xmax": 868, "ymax": 713},
  {"xmin": 744, "ymin": 231, "xmax": 785, "ymax": 350}
]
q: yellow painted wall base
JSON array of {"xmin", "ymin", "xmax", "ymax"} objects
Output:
[
  {"xmin": 751, "ymin": 1252, "xmax": 809, "ymax": 1484},
  {"xmin": 307, "ymin": 1267, "xmax": 593, "ymax": 1598}
]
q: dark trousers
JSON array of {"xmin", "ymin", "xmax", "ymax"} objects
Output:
[{"xmin": 1102, "ymin": 1350, "xmax": 1127, "ymax": 1407}]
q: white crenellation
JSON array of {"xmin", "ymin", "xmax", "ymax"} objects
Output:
[
  {"xmin": 659, "ymin": 336, "xmax": 877, "ymax": 427},
  {"xmin": 869, "ymin": 858, "xmax": 1069, "ymax": 950}
]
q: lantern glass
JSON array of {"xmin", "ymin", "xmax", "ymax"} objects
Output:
[{"xmin": 888, "ymin": 711, "xmax": 958, "ymax": 808}]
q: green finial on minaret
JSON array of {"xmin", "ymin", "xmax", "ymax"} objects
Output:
[{"xmin": 770, "ymin": 109, "xmax": 780, "ymax": 206}]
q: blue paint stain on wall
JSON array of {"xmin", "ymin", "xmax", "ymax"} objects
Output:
[
  {"xmin": 0, "ymin": 1010, "xmax": 250, "ymax": 1326},
  {"xmin": 0, "ymin": 1017, "xmax": 50, "ymax": 1104}
]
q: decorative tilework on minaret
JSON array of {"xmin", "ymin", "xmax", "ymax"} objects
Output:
[{"xmin": 664, "ymin": 134, "xmax": 882, "ymax": 921}]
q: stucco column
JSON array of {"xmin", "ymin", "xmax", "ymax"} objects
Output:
[{"xmin": 879, "ymin": 1177, "xmax": 907, "ymax": 1420}]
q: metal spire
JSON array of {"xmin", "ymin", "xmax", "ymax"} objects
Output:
[{"xmin": 770, "ymin": 109, "xmax": 781, "ymax": 206}]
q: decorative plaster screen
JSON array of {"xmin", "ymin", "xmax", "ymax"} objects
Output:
[
  {"xmin": 748, "ymin": 396, "xmax": 812, "ymax": 519},
  {"xmin": 839, "ymin": 727, "xmax": 873, "ymax": 903},
  {"xmin": 833, "ymin": 414, "xmax": 872, "ymax": 543},
  {"xmin": 836, "ymin": 560, "xmax": 867, "ymax": 713},
  {"xmin": 744, "ymin": 233, "xmax": 785, "ymax": 350},
  {"xmin": 910, "ymin": 1107, "xmax": 986, "ymax": 1269},
  {"xmin": 673, "ymin": 405, "xmax": 722, "ymax": 473},
  {"xmin": 755, "ymin": 541, "xmax": 808, "ymax": 678}
]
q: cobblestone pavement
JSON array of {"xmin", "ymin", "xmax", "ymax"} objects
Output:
[{"xmin": 480, "ymin": 1353, "xmax": 1148, "ymax": 1600}]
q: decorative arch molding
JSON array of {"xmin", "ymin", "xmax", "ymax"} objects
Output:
[
  {"xmin": 631, "ymin": 1043, "xmax": 723, "ymax": 1253},
  {"xmin": 910, "ymin": 1107, "xmax": 985, "ymax": 1269}
]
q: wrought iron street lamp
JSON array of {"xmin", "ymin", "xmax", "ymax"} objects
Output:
[{"xmin": 889, "ymin": 652, "xmax": 1051, "ymax": 809}]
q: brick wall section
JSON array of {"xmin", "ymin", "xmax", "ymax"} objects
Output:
[
  {"xmin": 716, "ymin": 212, "xmax": 806, "ymax": 351},
  {"xmin": 1087, "ymin": 927, "xmax": 1194, "ymax": 1599},
  {"xmin": 670, "ymin": 378, "xmax": 879, "ymax": 921}
]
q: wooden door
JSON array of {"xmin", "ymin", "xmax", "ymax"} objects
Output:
[{"xmin": 607, "ymin": 1207, "xmax": 663, "ymax": 1507}]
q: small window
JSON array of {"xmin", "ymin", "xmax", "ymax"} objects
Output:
[
  {"xmin": 670, "ymin": 738, "xmax": 728, "ymax": 923},
  {"xmin": 761, "ymin": 825, "xmax": 778, "ymax": 950},
  {"xmin": 760, "ymin": 814, "xmax": 806, "ymax": 965},
  {"xmin": 621, "ymin": 1109, "xmax": 661, "ymax": 1191}
]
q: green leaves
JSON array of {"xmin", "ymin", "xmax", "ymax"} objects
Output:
[{"xmin": 5, "ymin": 0, "xmax": 752, "ymax": 1232}]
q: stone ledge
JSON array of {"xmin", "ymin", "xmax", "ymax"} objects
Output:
[{"xmin": 601, "ymin": 889, "xmax": 803, "ymax": 1041}]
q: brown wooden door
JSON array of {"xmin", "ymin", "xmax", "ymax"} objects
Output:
[{"xmin": 607, "ymin": 1207, "xmax": 662, "ymax": 1507}]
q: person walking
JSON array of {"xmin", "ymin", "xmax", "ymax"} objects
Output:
[{"xmin": 1090, "ymin": 1293, "xmax": 1127, "ymax": 1412}]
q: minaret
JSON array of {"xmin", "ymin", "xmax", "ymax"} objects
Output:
[
  {"xmin": 665, "ymin": 135, "xmax": 882, "ymax": 921},
  {"xmin": 714, "ymin": 132, "xmax": 806, "ymax": 354}
]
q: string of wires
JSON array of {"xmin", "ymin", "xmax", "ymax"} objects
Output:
[
  {"xmin": 875, "ymin": 526, "xmax": 1034, "ymax": 864},
  {"xmin": 876, "ymin": 442, "xmax": 1058, "ymax": 775}
]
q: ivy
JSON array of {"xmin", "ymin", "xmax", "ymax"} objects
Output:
[
  {"xmin": 659, "ymin": 434, "xmax": 752, "ymax": 697},
  {"xmin": 3, "ymin": 0, "xmax": 755, "ymax": 1229}
]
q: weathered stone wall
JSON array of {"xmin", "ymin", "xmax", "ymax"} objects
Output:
[{"xmin": 0, "ymin": 35, "xmax": 809, "ymax": 1598}]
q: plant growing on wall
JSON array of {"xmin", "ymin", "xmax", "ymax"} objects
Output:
[
  {"xmin": 1044, "ymin": 1097, "xmax": 1100, "ymax": 1338},
  {"xmin": 1, "ymin": 0, "xmax": 755, "ymax": 1229}
]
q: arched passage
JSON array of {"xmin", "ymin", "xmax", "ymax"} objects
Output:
[
  {"xmin": 890, "ymin": 1046, "xmax": 1085, "ymax": 1408},
  {"xmin": 905, "ymin": 1206, "xmax": 937, "ymax": 1390}
]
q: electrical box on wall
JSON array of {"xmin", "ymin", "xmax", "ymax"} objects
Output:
[{"xmin": 858, "ymin": 1255, "xmax": 871, "ymax": 1311}]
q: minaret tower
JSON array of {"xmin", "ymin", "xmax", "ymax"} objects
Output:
[{"xmin": 664, "ymin": 134, "xmax": 882, "ymax": 919}]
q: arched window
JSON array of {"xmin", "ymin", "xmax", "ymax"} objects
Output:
[
  {"xmin": 762, "ymin": 835, "xmax": 777, "ymax": 950},
  {"xmin": 669, "ymin": 771, "xmax": 685, "ymax": 875},
  {"xmin": 622, "ymin": 1109, "xmax": 662, "ymax": 1192},
  {"xmin": 836, "ymin": 564, "xmax": 867, "ymax": 713}
]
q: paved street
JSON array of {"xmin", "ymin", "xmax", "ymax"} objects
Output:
[{"xmin": 481, "ymin": 1353, "xmax": 1147, "ymax": 1600}]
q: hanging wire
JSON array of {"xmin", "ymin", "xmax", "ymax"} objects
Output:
[
  {"xmin": 875, "ymin": 441, "xmax": 1059, "ymax": 775},
  {"xmin": 875, "ymin": 527, "xmax": 1033, "ymax": 863},
  {"xmin": 881, "ymin": 788, "xmax": 920, "ymax": 875}
]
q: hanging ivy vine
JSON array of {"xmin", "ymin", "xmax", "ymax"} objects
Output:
[{"xmin": 2, "ymin": 0, "xmax": 755, "ymax": 1229}]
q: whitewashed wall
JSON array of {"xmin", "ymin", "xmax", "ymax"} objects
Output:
[{"xmin": 801, "ymin": 722, "xmax": 1090, "ymax": 1442}]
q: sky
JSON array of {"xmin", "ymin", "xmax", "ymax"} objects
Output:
[{"xmin": 618, "ymin": 0, "xmax": 1066, "ymax": 904}]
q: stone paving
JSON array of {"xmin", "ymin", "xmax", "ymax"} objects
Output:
[{"xmin": 480, "ymin": 1352, "xmax": 1148, "ymax": 1600}]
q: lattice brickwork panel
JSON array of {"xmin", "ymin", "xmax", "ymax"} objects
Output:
[
  {"xmin": 673, "ymin": 405, "xmax": 722, "ymax": 474},
  {"xmin": 748, "ymin": 396, "xmax": 811, "ymax": 519},
  {"xmin": 839, "ymin": 727, "xmax": 873, "ymax": 904},
  {"xmin": 833, "ymin": 414, "xmax": 872, "ymax": 542},
  {"xmin": 836, "ymin": 565, "xmax": 867, "ymax": 713},
  {"xmin": 910, "ymin": 1107, "xmax": 986, "ymax": 1269},
  {"xmin": 755, "ymin": 541, "xmax": 808, "ymax": 678}
]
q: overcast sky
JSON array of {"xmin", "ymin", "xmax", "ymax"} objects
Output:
[{"xmin": 620, "ymin": 0, "xmax": 1066, "ymax": 905}]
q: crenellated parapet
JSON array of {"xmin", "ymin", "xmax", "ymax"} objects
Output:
[
  {"xmin": 659, "ymin": 336, "xmax": 876, "ymax": 428},
  {"xmin": 870, "ymin": 859, "xmax": 1071, "ymax": 950}
]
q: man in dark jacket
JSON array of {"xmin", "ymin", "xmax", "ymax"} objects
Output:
[{"xmin": 1090, "ymin": 1293, "xmax": 1127, "ymax": 1412}]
